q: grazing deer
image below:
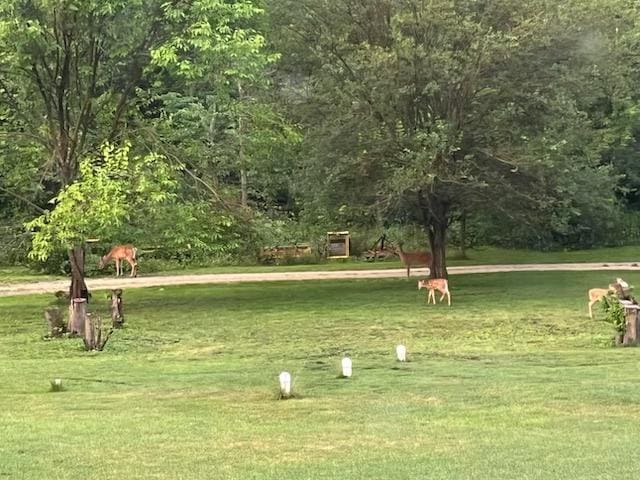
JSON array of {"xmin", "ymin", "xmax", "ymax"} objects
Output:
[
  {"xmin": 393, "ymin": 243, "xmax": 432, "ymax": 277},
  {"xmin": 418, "ymin": 278, "xmax": 451, "ymax": 306},
  {"xmin": 99, "ymin": 245, "xmax": 138, "ymax": 277},
  {"xmin": 588, "ymin": 286, "xmax": 614, "ymax": 319}
]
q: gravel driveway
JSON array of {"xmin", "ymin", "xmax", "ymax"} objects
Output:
[{"xmin": 1, "ymin": 262, "xmax": 638, "ymax": 297}]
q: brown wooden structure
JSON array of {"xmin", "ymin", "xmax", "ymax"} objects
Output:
[
  {"xmin": 619, "ymin": 301, "xmax": 640, "ymax": 346},
  {"xmin": 327, "ymin": 231, "xmax": 350, "ymax": 259}
]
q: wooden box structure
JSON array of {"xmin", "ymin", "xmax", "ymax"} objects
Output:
[
  {"xmin": 619, "ymin": 301, "xmax": 640, "ymax": 346},
  {"xmin": 327, "ymin": 231, "xmax": 350, "ymax": 259}
]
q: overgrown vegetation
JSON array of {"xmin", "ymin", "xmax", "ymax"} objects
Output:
[
  {"xmin": 601, "ymin": 294, "xmax": 626, "ymax": 335},
  {"xmin": 2, "ymin": 1, "xmax": 640, "ymax": 278}
]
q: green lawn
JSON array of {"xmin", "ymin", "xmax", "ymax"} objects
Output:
[
  {"xmin": 1, "ymin": 271, "xmax": 639, "ymax": 479},
  {"xmin": 2, "ymin": 244, "xmax": 640, "ymax": 284}
]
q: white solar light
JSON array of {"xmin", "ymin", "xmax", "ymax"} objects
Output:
[
  {"xmin": 396, "ymin": 344, "xmax": 407, "ymax": 362},
  {"xmin": 279, "ymin": 371, "xmax": 292, "ymax": 397},
  {"xmin": 341, "ymin": 357, "xmax": 352, "ymax": 377}
]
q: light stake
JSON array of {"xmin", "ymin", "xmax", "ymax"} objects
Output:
[
  {"xmin": 279, "ymin": 371, "xmax": 292, "ymax": 398},
  {"xmin": 396, "ymin": 344, "xmax": 407, "ymax": 362},
  {"xmin": 341, "ymin": 357, "xmax": 352, "ymax": 378}
]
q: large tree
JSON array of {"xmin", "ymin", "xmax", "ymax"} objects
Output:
[
  {"xmin": 271, "ymin": 0, "xmax": 627, "ymax": 277},
  {"xmin": 0, "ymin": 0, "xmax": 266, "ymax": 296}
]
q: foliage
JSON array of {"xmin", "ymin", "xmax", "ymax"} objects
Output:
[
  {"xmin": 26, "ymin": 143, "xmax": 177, "ymax": 261},
  {"xmin": 600, "ymin": 294, "xmax": 626, "ymax": 334},
  {"xmin": 0, "ymin": 0, "xmax": 275, "ymax": 270},
  {"xmin": 270, "ymin": 0, "xmax": 634, "ymax": 266}
]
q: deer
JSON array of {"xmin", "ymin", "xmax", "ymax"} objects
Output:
[
  {"xmin": 418, "ymin": 278, "xmax": 451, "ymax": 306},
  {"xmin": 588, "ymin": 286, "xmax": 615, "ymax": 319},
  {"xmin": 392, "ymin": 243, "xmax": 433, "ymax": 278},
  {"xmin": 99, "ymin": 245, "xmax": 138, "ymax": 277}
]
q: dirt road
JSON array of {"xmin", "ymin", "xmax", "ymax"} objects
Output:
[{"xmin": 1, "ymin": 262, "xmax": 638, "ymax": 297}]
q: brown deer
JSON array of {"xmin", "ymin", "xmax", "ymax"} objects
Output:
[
  {"xmin": 588, "ymin": 285, "xmax": 616, "ymax": 319},
  {"xmin": 99, "ymin": 245, "xmax": 138, "ymax": 277},
  {"xmin": 418, "ymin": 278, "xmax": 451, "ymax": 306},
  {"xmin": 392, "ymin": 243, "xmax": 432, "ymax": 278}
]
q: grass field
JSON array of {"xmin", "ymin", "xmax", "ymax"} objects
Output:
[
  {"xmin": 1, "ymin": 271, "xmax": 640, "ymax": 479},
  {"xmin": 2, "ymin": 244, "xmax": 640, "ymax": 284}
]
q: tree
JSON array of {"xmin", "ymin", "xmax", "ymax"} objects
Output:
[
  {"xmin": 271, "ymin": 0, "xmax": 625, "ymax": 277},
  {"xmin": 26, "ymin": 142, "xmax": 177, "ymax": 266},
  {"xmin": 0, "ymin": 0, "xmax": 266, "ymax": 296}
]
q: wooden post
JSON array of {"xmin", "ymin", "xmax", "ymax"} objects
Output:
[
  {"xmin": 44, "ymin": 307, "xmax": 66, "ymax": 337},
  {"xmin": 84, "ymin": 312, "xmax": 95, "ymax": 348},
  {"xmin": 68, "ymin": 298, "xmax": 87, "ymax": 335},
  {"xmin": 110, "ymin": 289, "xmax": 124, "ymax": 328},
  {"xmin": 623, "ymin": 305, "xmax": 640, "ymax": 346}
]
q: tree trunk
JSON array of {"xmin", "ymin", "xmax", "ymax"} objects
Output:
[
  {"xmin": 240, "ymin": 169, "xmax": 248, "ymax": 208},
  {"xmin": 110, "ymin": 289, "xmax": 124, "ymax": 328},
  {"xmin": 417, "ymin": 188, "xmax": 450, "ymax": 280},
  {"xmin": 622, "ymin": 305, "xmax": 640, "ymax": 345},
  {"xmin": 68, "ymin": 298, "xmax": 87, "ymax": 335},
  {"xmin": 459, "ymin": 211, "xmax": 468, "ymax": 259},
  {"xmin": 84, "ymin": 312, "xmax": 96, "ymax": 349},
  {"xmin": 68, "ymin": 246, "xmax": 89, "ymax": 301},
  {"xmin": 237, "ymin": 79, "xmax": 248, "ymax": 208},
  {"xmin": 428, "ymin": 222, "xmax": 448, "ymax": 279},
  {"xmin": 44, "ymin": 307, "xmax": 66, "ymax": 337}
]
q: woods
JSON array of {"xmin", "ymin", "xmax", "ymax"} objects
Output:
[{"xmin": 1, "ymin": 0, "xmax": 640, "ymax": 283}]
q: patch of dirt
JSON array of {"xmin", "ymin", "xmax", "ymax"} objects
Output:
[{"xmin": 1, "ymin": 262, "xmax": 638, "ymax": 297}]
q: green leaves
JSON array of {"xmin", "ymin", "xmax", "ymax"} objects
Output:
[
  {"xmin": 152, "ymin": 0, "xmax": 270, "ymax": 81},
  {"xmin": 26, "ymin": 143, "xmax": 178, "ymax": 261}
]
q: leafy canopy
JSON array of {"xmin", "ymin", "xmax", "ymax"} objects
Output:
[{"xmin": 26, "ymin": 143, "xmax": 177, "ymax": 261}]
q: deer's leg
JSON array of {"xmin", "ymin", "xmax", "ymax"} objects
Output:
[
  {"xmin": 446, "ymin": 291, "xmax": 451, "ymax": 306},
  {"xmin": 116, "ymin": 259, "xmax": 121, "ymax": 276},
  {"xmin": 129, "ymin": 259, "xmax": 138, "ymax": 277},
  {"xmin": 428, "ymin": 289, "xmax": 434, "ymax": 304},
  {"xmin": 588, "ymin": 300, "xmax": 595, "ymax": 319}
]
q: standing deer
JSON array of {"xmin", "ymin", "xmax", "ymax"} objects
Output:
[
  {"xmin": 418, "ymin": 278, "xmax": 451, "ymax": 306},
  {"xmin": 99, "ymin": 245, "xmax": 138, "ymax": 277},
  {"xmin": 587, "ymin": 286, "xmax": 617, "ymax": 319},
  {"xmin": 393, "ymin": 243, "xmax": 432, "ymax": 278}
]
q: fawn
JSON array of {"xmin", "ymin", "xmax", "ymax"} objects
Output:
[
  {"xmin": 393, "ymin": 243, "xmax": 432, "ymax": 278},
  {"xmin": 587, "ymin": 286, "xmax": 614, "ymax": 319},
  {"xmin": 99, "ymin": 245, "xmax": 138, "ymax": 277},
  {"xmin": 418, "ymin": 278, "xmax": 451, "ymax": 306},
  {"xmin": 587, "ymin": 278, "xmax": 634, "ymax": 318}
]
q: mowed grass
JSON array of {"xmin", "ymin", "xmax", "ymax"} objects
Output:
[{"xmin": 1, "ymin": 271, "xmax": 639, "ymax": 479}]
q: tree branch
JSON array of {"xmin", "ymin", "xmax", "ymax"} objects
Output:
[{"xmin": 0, "ymin": 185, "xmax": 47, "ymax": 214}]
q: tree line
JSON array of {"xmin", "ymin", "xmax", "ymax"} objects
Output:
[{"xmin": 1, "ymin": 0, "xmax": 639, "ymax": 288}]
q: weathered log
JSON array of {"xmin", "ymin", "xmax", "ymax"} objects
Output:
[
  {"xmin": 84, "ymin": 312, "xmax": 95, "ymax": 348},
  {"xmin": 44, "ymin": 307, "xmax": 66, "ymax": 337},
  {"xmin": 622, "ymin": 305, "xmax": 640, "ymax": 346},
  {"xmin": 110, "ymin": 289, "xmax": 124, "ymax": 328},
  {"xmin": 82, "ymin": 313, "xmax": 113, "ymax": 351},
  {"xmin": 68, "ymin": 298, "xmax": 87, "ymax": 335}
]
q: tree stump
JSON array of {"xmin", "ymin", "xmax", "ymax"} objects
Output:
[
  {"xmin": 83, "ymin": 313, "xmax": 113, "ymax": 351},
  {"xmin": 110, "ymin": 289, "xmax": 124, "ymax": 328},
  {"xmin": 84, "ymin": 312, "xmax": 96, "ymax": 348},
  {"xmin": 44, "ymin": 307, "xmax": 66, "ymax": 337},
  {"xmin": 622, "ymin": 304, "xmax": 640, "ymax": 346},
  {"xmin": 68, "ymin": 298, "xmax": 87, "ymax": 335}
]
